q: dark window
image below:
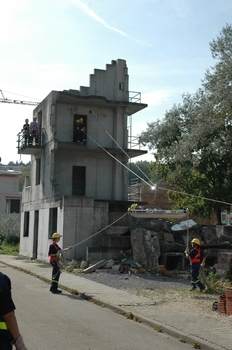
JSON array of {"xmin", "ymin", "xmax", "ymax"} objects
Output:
[
  {"xmin": 35, "ymin": 159, "xmax": 41, "ymax": 185},
  {"xmin": 6, "ymin": 199, "xmax": 20, "ymax": 213},
  {"xmin": 72, "ymin": 166, "xmax": 86, "ymax": 195},
  {"xmin": 23, "ymin": 212, "xmax": 29, "ymax": 237},
  {"xmin": 49, "ymin": 208, "xmax": 57, "ymax": 238}
]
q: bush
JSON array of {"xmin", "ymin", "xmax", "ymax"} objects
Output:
[
  {"xmin": 0, "ymin": 215, "xmax": 20, "ymax": 237},
  {"xmin": 6, "ymin": 234, "xmax": 20, "ymax": 246},
  {"xmin": 0, "ymin": 233, "xmax": 6, "ymax": 245}
]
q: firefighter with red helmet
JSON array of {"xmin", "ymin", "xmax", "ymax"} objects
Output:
[{"xmin": 185, "ymin": 238, "xmax": 206, "ymax": 291}]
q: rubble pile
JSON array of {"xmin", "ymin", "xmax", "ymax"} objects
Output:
[{"xmin": 84, "ymin": 218, "xmax": 232, "ymax": 275}]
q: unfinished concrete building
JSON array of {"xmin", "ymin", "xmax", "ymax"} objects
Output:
[{"xmin": 18, "ymin": 59, "xmax": 147, "ymax": 261}]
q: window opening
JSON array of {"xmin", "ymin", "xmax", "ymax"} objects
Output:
[
  {"xmin": 72, "ymin": 166, "xmax": 86, "ymax": 196},
  {"xmin": 23, "ymin": 212, "xmax": 29, "ymax": 237},
  {"xmin": 35, "ymin": 159, "xmax": 41, "ymax": 185},
  {"xmin": 49, "ymin": 208, "xmax": 57, "ymax": 238},
  {"xmin": 6, "ymin": 199, "xmax": 20, "ymax": 213}
]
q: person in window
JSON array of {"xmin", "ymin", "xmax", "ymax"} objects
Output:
[
  {"xmin": 75, "ymin": 118, "xmax": 86, "ymax": 144},
  {"xmin": 0, "ymin": 270, "xmax": 28, "ymax": 349}
]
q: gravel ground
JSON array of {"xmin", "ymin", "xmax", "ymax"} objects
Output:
[{"xmin": 79, "ymin": 269, "xmax": 232, "ymax": 324}]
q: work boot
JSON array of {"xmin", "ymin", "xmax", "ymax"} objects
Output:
[
  {"xmin": 197, "ymin": 281, "xmax": 205, "ymax": 292},
  {"xmin": 190, "ymin": 285, "xmax": 196, "ymax": 291},
  {"xmin": 199, "ymin": 285, "xmax": 205, "ymax": 292},
  {"xmin": 50, "ymin": 287, "xmax": 62, "ymax": 294}
]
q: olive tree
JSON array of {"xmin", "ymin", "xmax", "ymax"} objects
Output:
[{"xmin": 139, "ymin": 24, "xmax": 232, "ymax": 223}]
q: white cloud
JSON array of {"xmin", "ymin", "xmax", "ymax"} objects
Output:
[{"xmin": 71, "ymin": 0, "xmax": 145, "ymax": 44}]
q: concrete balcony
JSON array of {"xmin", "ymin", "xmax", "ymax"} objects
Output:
[{"xmin": 17, "ymin": 130, "xmax": 42, "ymax": 155}]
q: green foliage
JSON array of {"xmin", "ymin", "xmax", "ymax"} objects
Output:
[
  {"xmin": 66, "ymin": 259, "xmax": 82, "ymax": 273},
  {"xmin": 0, "ymin": 243, "xmax": 19, "ymax": 256},
  {"xmin": 6, "ymin": 234, "xmax": 20, "ymax": 246},
  {"xmin": 0, "ymin": 215, "xmax": 20, "ymax": 237},
  {"xmin": 128, "ymin": 160, "xmax": 159, "ymax": 185},
  {"xmin": 139, "ymin": 25, "xmax": 232, "ymax": 223},
  {"xmin": 204, "ymin": 271, "xmax": 231, "ymax": 293},
  {"xmin": 0, "ymin": 233, "xmax": 5, "ymax": 245}
]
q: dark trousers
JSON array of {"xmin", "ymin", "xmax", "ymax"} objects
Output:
[
  {"xmin": 0, "ymin": 331, "xmax": 13, "ymax": 350},
  {"xmin": 190, "ymin": 263, "xmax": 204, "ymax": 289},
  {"xmin": 50, "ymin": 260, "xmax": 60, "ymax": 290}
]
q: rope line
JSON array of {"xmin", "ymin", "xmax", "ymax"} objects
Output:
[
  {"xmin": 85, "ymin": 131, "xmax": 154, "ymax": 188},
  {"xmin": 158, "ymin": 186, "xmax": 232, "ymax": 207},
  {"xmin": 105, "ymin": 130, "xmax": 155, "ymax": 187},
  {"xmin": 67, "ymin": 211, "xmax": 129, "ymax": 251},
  {"xmin": 88, "ymin": 112, "xmax": 155, "ymax": 187}
]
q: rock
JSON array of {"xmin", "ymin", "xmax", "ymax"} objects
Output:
[
  {"xmin": 84, "ymin": 260, "xmax": 107, "ymax": 273},
  {"xmin": 219, "ymin": 235, "xmax": 232, "ymax": 244},
  {"xmin": 131, "ymin": 218, "xmax": 170, "ymax": 232},
  {"xmin": 102, "ymin": 259, "xmax": 114, "ymax": 269},
  {"xmin": 159, "ymin": 240, "xmax": 186, "ymax": 253},
  {"xmin": 80, "ymin": 260, "xmax": 88, "ymax": 269},
  {"xmin": 101, "ymin": 226, "xmax": 130, "ymax": 236},
  {"xmin": 163, "ymin": 232, "xmax": 175, "ymax": 242},
  {"xmin": 201, "ymin": 226, "xmax": 218, "ymax": 243},
  {"xmin": 131, "ymin": 228, "xmax": 160, "ymax": 271}
]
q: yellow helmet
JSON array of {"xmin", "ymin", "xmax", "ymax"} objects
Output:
[
  {"xmin": 191, "ymin": 238, "xmax": 200, "ymax": 245},
  {"xmin": 25, "ymin": 118, "xmax": 29, "ymax": 122},
  {"xmin": 52, "ymin": 232, "xmax": 62, "ymax": 239}
]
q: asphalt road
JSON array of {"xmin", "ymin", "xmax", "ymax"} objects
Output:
[{"xmin": 1, "ymin": 264, "xmax": 192, "ymax": 350}]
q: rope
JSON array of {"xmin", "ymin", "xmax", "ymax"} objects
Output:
[
  {"xmin": 87, "ymin": 113, "xmax": 156, "ymax": 188},
  {"xmin": 85, "ymin": 131, "xmax": 154, "ymax": 188},
  {"xmin": 83, "ymin": 118, "xmax": 232, "ymax": 208},
  {"xmin": 158, "ymin": 186, "xmax": 232, "ymax": 207},
  {"xmin": 65, "ymin": 211, "xmax": 129, "ymax": 251},
  {"xmin": 105, "ymin": 130, "xmax": 155, "ymax": 187}
]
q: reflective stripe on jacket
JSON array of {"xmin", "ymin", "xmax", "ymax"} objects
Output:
[{"xmin": 0, "ymin": 321, "xmax": 8, "ymax": 330}]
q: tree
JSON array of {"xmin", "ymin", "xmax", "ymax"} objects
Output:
[
  {"xmin": 139, "ymin": 24, "xmax": 232, "ymax": 223},
  {"xmin": 128, "ymin": 160, "xmax": 160, "ymax": 187}
]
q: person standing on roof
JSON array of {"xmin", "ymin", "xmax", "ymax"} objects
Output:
[
  {"xmin": 185, "ymin": 238, "xmax": 206, "ymax": 292},
  {"xmin": 0, "ymin": 270, "xmax": 28, "ymax": 349}
]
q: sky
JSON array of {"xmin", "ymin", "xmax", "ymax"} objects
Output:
[{"xmin": 0, "ymin": 0, "xmax": 232, "ymax": 165}]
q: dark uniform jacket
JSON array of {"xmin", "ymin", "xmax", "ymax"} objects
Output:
[{"xmin": 0, "ymin": 272, "xmax": 16, "ymax": 343}]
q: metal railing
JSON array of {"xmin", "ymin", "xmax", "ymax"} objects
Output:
[
  {"xmin": 17, "ymin": 130, "xmax": 41, "ymax": 150},
  {"xmin": 129, "ymin": 91, "xmax": 141, "ymax": 103}
]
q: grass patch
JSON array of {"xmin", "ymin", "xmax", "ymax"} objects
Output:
[
  {"xmin": 0, "ymin": 243, "xmax": 19, "ymax": 256},
  {"xmin": 154, "ymin": 326, "xmax": 163, "ymax": 332}
]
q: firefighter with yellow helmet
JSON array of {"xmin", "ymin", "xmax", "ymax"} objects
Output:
[
  {"xmin": 48, "ymin": 233, "xmax": 71, "ymax": 293},
  {"xmin": 185, "ymin": 238, "xmax": 206, "ymax": 291}
]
